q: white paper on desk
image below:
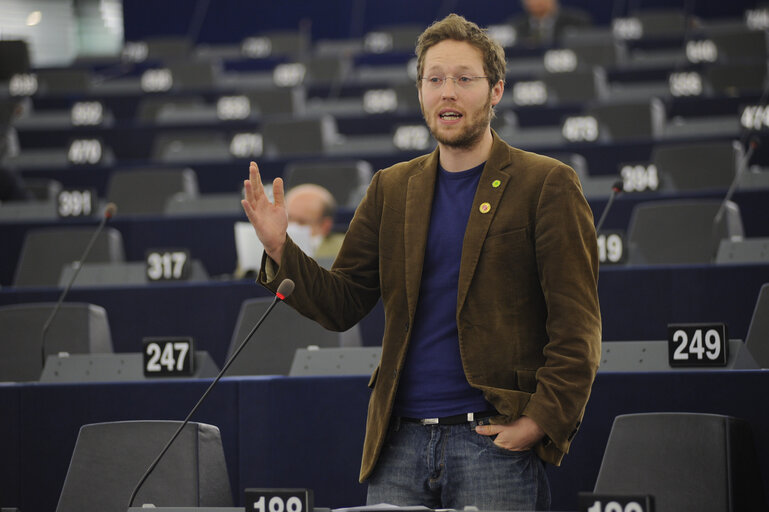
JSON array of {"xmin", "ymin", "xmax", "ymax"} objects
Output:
[{"xmin": 234, "ymin": 221, "xmax": 315, "ymax": 273}]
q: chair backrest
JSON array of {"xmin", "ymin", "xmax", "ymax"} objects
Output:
[
  {"xmin": 106, "ymin": 168, "xmax": 199, "ymax": 215},
  {"xmin": 745, "ymin": 283, "xmax": 769, "ymax": 368},
  {"xmin": 55, "ymin": 420, "xmax": 232, "ymax": 512},
  {"xmin": 225, "ymin": 297, "xmax": 360, "ymax": 376},
  {"xmin": 542, "ymin": 69, "xmax": 603, "ymax": 104},
  {"xmin": 248, "ymin": 88, "xmax": 304, "ymax": 116},
  {"xmin": 653, "ymin": 140, "xmax": 739, "ymax": 192},
  {"xmin": 261, "ymin": 115, "xmax": 338, "ymax": 157},
  {"xmin": 588, "ymin": 101, "xmax": 654, "ymax": 141},
  {"xmin": 36, "ymin": 69, "xmax": 91, "ymax": 94},
  {"xmin": 626, "ymin": 199, "xmax": 744, "ymax": 265},
  {"xmin": 710, "ymin": 28, "xmax": 767, "ymax": 62},
  {"xmin": 167, "ymin": 61, "xmax": 217, "ymax": 90},
  {"xmin": 594, "ymin": 413, "xmax": 766, "ymax": 512},
  {"xmin": 0, "ymin": 302, "xmax": 113, "ymax": 382},
  {"xmin": 631, "ymin": 8, "xmax": 690, "ymax": 38},
  {"xmin": 13, "ymin": 226, "xmax": 126, "ymax": 287},
  {"xmin": 284, "ymin": 159, "xmax": 374, "ymax": 207},
  {"xmin": 707, "ymin": 61, "xmax": 768, "ymax": 95}
]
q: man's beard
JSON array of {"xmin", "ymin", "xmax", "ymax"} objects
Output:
[{"xmin": 422, "ymin": 94, "xmax": 493, "ymax": 150}]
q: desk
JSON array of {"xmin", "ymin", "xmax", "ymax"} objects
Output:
[
  {"xmin": 2, "ymin": 263, "xmax": 768, "ymax": 368},
  {"xmin": 1, "ymin": 372, "xmax": 768, "ymax": 512}
]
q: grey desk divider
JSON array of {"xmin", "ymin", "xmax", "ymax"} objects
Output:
[
  {"xmin": 598, "ymin": 340, "xmax": 757, "ymax": 372},
  {"xmin": 58, "ymin": 260, "xmax": 209, "ymax": 287},
  {"xmin": 289, "ymin": 346, "xmax": 382, "ymax": 376},
  {"xmin": 40, "ymin": 351, "xmax": 219, "ymax": 382},
  {"xmin": 745, "ymin": 283, "xmax": 769, "ymax": 368}
]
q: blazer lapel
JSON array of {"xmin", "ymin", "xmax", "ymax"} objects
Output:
[
  {"xmin": 404, "ymin": 149, "xmax": 439, "ymax": 318},
  {"xmin": 457, "ymin": 135, "xmax": 513, "ymax": 312}
]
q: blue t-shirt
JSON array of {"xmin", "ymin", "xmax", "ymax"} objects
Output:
[{"xmin": 393, "ymin": 162, "xmax": 494, "ymax": 418}]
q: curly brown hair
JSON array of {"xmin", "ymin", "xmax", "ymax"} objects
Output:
[{"xmin": 415, "ymin": 13, "xmax": 506, "ymax": 88}]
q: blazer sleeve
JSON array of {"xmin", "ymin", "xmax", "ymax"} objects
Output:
[
  {"xmin": 522, "ymin": 163, "xmax": 602, "ymax": 454},
  {"xmin": 258, "ymin": 170, "xmax": 384, "ymax": 331}
]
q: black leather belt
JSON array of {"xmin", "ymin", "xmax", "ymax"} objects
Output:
[{"xmin": 400, "ymin": 411, "xmax": 497, "ymax": 425}]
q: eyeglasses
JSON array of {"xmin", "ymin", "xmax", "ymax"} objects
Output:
[{"xmin": 420, "ymin": 75, "xmax": 488, "ymax": 90}]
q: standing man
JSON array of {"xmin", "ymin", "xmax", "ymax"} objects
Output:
[{"xmin": 242, "ymin": 13, "xmax": 600, "ymax": 511}]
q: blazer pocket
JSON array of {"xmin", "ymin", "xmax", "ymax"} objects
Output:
[{"xmin": 485, "ymin": 225, "xmax": 528, "ymax": 242}]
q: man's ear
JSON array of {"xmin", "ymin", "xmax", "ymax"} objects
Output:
[{"xmin": 490, "ymin": 80, "xmax": 504, "ymax": 107}]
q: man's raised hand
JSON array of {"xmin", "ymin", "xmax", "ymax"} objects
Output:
[{"xmin": 241, "ymin": 161, "xmax": 288, "ymax": 264}]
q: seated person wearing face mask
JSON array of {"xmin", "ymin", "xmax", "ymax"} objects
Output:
[
  {"xmin": 234, "ymin": 183, "xmax": 345, "ymax": 278},
  {"xmin": 284, "ymin": 183, "xmax": 345, "ymax": 260}
]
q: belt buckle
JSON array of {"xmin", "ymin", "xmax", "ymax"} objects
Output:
[{"xmin": 420, "ymin": 418, "xmax": 439, "ymax": 425}]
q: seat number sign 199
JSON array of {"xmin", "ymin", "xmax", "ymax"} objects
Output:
[
  {"xmin": 667, "ymin": 323, "xmax": 728, "ymax": 367},
  {"xmin": 578, "ymin": 493, "xmax": 654, "ymax": 512},
  {"xmin": 245, "ymin": 489, "xmax": 313, "ymax": 512}
]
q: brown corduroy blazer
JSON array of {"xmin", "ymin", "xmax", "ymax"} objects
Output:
[{"xmin": 260, "ymin": 131, "xmax": 602, "ymax": 482}]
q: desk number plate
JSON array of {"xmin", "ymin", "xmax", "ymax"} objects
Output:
[
  {"xmin": 578, "ymin": 493, "xmax": 654, "ymax": 512},
  {"xmin": 668, "ymin": 323, "xmax": 728, "ymax": 367},
  {"xmin": 142, "ymin": 337, "xmax": 195, "ymax": 377},
  {"xmin": 245, "ymin": 488, "xmax": 314, "ymax": 512}
]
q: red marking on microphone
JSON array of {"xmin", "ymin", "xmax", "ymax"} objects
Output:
[{"xmin": 276, "ymin": 292, "xmax": 286, "ymax": 301}]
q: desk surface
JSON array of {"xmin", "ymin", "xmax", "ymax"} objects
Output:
[{"xmin": 2, "ymin": 371, "xmax": 768, "ymax": 512}]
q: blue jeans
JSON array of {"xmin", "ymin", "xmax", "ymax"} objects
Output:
[{"xmin": 366, "ymin": 418, "xmax": 551, "ymax": 511}]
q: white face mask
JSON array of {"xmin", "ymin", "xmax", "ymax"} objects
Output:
[{"xmin": 286, "ymin": 222, "xmax": 323, "ymax": 257}]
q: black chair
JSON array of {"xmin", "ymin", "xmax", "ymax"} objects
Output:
[
  {"xmin": 261, "ymin": 115, "xmax": 338, "ymax": 157},
  {"xmin": 0, "ymin": 302, "xmax": 113, "ymax": 382},
  {"xmin": 594, "ymin": 413, "xmax": 766, "ymax": 512},
  {"xmin": 224, "ymin": 297, "xmax": 360, "ymax": 376},
  {"xmin": 284, "ymin": 159, "xmax": 373, "ymax": 207},
  {"xmin": 106, "ymin": 168, "xmax": 199, "ymax": 215},
  {"xmin": 35, "ymin": 69, "xmax": 92, "ymax": 94},
  {"xmin": 13, "ymin": 226, "xmax": 126, "ymax": 287},
  {"xmin": 631, "ymin": 8, "xmax": 693, "ymax": 39},
  {"xmin": 247, "ymin": 88, "xmax": 304, "ymax": 116},
  {"xmin": 652, "ymin": 140, "xmax": 739, "ymax": 192},
  {"xmin": 56, "ymin": 420, "xmax": 232, "ymax": 512},
  {"xmin": 542, "ymin": 69, "xmax": 606, "ymax": 104},
  {"xmin": 588, "ymin": 101, "xmax": 656, "ymax": 141},
  {"xmin": 709, "ymin": 28, "xmax": 767, "ymax": 62},
  {"xmin": 707, "ymin": 61, "xmax": 767, "ymax": 96},
  {"xmin": 626, "ymin": 199, "xmax": 744, "ymax": 265}
]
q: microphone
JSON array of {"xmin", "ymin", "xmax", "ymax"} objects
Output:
[
  {"xmin": 594, "ymin": 180, "xmax": 623, "ymax": 234},
  {"xmin": 713, "ymin": 137, "xmax": 759, "ymax": 227},
  {"xmin": 709, "ymin": 137, "xmax": 759, "ymax": 259},
  {"xmin": 40, "ymin": 202, "xmax": 118, "ymax": 368},
  {"xmin": 127, "ymin": 278, "xmax": 295, "ymax": 509}
]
